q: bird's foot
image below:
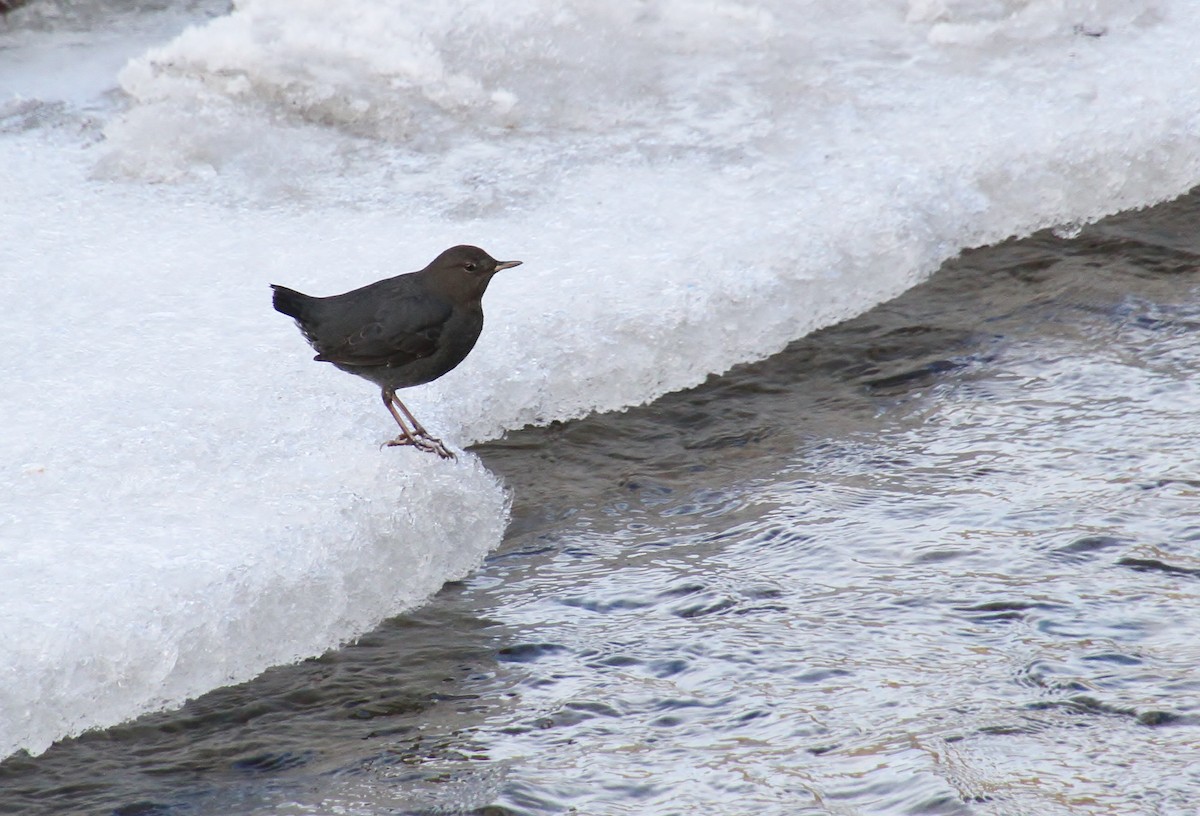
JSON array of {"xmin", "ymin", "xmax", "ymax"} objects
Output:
[
  {"xmin": 417, "ymin": 434, "xmax": 456, "ymax": 460},
  {"xmin": 385, "ymin": 432, "xmax": 457, "ymax": 460}
]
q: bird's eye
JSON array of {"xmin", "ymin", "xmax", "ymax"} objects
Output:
[{"xmin": 464, "ymin": 262, "xmax": 477, "ymax": 272}]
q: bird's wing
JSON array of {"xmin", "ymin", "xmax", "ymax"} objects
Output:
[{"xmin": 313, "ymin": 295, "xmax": 452, "ymax": 368}]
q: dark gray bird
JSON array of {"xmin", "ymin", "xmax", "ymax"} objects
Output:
[{"xmin": 271, "ymin": 245, "xmax": 521, "ymax": 459}]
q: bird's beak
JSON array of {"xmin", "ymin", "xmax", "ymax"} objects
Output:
[{"xmin": 495, "ymin": 260, "xmax": 522, "ymax": 271}]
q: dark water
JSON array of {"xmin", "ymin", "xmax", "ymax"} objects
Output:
[{"xmin": 4, "ymin": 192, "xmax": 1200, "ymax": 815}]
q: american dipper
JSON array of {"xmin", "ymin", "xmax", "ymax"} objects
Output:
[{"xmin": 271, "ymin": 245, "xmax": 521, "ymax": 459}]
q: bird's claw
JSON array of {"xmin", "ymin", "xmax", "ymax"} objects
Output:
[{"xmin": 384, "ymin": 432, "xmax": 457, "ymax": 460}]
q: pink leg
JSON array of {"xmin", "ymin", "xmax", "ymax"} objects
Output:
[{"xmin": 381, "ymin": 389, "xmax": 455, "ymax": 460}]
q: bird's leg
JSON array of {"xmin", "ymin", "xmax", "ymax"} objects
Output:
[
  {"xmin": 381, "ymin": 389, "xmax": 421, "ymax": 449},
  {"xmin": 393, "ymin": 398, "xmax": 434, "ymax": 440},
  {"xmin": 382, "ymin": 389, "xmax": 455, "ymax": 460}
]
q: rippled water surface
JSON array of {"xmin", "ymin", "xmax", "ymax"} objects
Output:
[{"xmin": 5, "ymin": 193, "xmax": 1200, "ymax": 815}]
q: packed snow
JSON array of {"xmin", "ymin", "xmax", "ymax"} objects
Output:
[{"xmin": 3, "ymin": 0, "xmax": 1200, "ymax": 759}]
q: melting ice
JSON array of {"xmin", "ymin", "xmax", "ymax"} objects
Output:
[{"xmin": 3, "ymin": 0, "xmax": 1200, "ymax": 759}]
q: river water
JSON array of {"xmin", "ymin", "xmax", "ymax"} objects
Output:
[{"xmin": 3, "ymin": 191, "xmax": 1198, "ymax": 815}]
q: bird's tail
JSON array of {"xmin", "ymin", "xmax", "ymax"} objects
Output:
[{"xmin": 270, "ymin": 284, "xmax": 313, "ymax": 321}]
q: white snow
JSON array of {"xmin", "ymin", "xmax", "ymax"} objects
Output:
[{"xmin": 3, "ymin": 0, "xmax": 1200, "ymax": 759}]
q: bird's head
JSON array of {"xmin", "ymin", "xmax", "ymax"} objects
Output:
[{"xmin": 429, "ymin": 245, "xmax": 522, "ymax": 298}]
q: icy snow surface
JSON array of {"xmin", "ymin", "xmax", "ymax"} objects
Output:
[{"xmin": 3, "ymin": 0, "xmax": 1200, "ymax": 759}]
